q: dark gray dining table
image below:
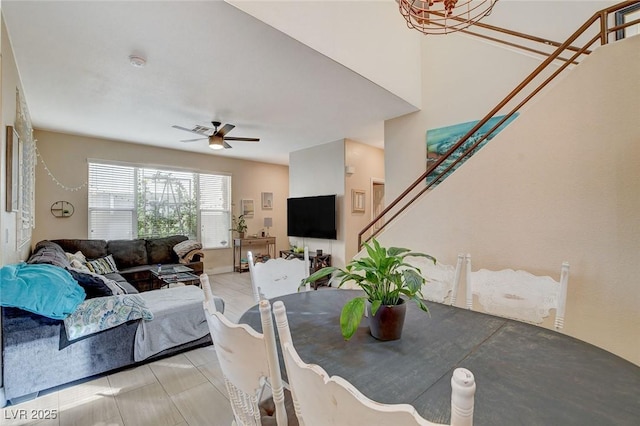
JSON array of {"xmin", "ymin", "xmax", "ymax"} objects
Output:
[{"xmin": 239, "ymin": 289, "xmax": 640, "ymax": 425}]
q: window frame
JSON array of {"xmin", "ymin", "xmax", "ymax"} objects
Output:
[{"xmin": 88, "ymin": 160, "xmax": 232, "ymax": 249}]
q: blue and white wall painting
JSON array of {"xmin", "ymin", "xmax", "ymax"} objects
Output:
[{"xmin": 426, "ymin": 113, "xmax": 519, "ymax": 185}]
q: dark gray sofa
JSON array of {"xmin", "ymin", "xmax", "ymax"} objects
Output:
[
  {"xmin": 49, "ymin": 235, "xmax": 204, "ymax": 292},
  {"xmin": 2, "ymin": 306, "xmax": 213, "ymax": 405},
  {"xmin": 1, "ymin": 236, "xmax": 218, "ymax": 405}
]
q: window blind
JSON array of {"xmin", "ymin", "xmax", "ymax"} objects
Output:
[
  {"xmin": 88, "ymin": 162, "xmax": 231, "ymax": 248},
  {"xmin": 88, "ymin": 163, "xmax": 136, "ymax": 240}
]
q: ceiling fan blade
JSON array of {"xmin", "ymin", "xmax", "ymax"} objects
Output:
[
  {"xmin": 223, "ymin": 141, "xmax": 233, "ymax": 149},
  {"xmin": 223, "ymin": 136, "xmax": 260, "ymax": 142},
  {"xmin": 172, "ymin": 124, "xmax": 212, "ymax": 136},
  {"xmin": 180, "ymin": 137, "xmax": 207, "ymax": 143},
  {"xmin": 216, "ymin": 124, "xmax": 235, "ymax": 137}
]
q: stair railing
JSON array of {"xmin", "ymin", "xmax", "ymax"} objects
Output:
[{"xmin": 359, "ymin": 1, "xmax": 640, "ymax": 249}]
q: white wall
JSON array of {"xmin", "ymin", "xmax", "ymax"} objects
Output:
[
  {"xmin": 289, "ymin": 139, "xmax": 346, "ymax": 268},
  {"xmin": 229, "ymin": 0, "xmax": 422, "ymax": 108},
  {"xmin": 1, "ymin": 15, "xmax": 31, "ymax": 266},
  {"xmin": 382, "ymin": 35, "xmax": 640, "ymax": 365}
]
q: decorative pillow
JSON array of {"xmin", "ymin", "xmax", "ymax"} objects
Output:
[
  {"xmin": 63, "ymin": 294, "xmax": 154, "ymax": 340},
  {"xmin": 173, "ymin": 240, "xmax": 203, "ymax": 258},
  {"xmin": 86, "ymin": 254, "xmax": 119, "ymax": 275},
  {"xmin": 66, "ymin": 251, "xmax": 91, "ymax": 272},
  {"xmin": 67, "ymin": 268, "xmax": 126, "ymax": 298}
]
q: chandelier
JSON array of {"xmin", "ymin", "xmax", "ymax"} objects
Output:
[{"xmin": 398, "ymin": 0, "xmax": 498, "ymax": 35}]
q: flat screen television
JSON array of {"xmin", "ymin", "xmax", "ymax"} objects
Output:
[{"xmin": 287, "ymin": 195, "xmax": 337, "ymax": 239}]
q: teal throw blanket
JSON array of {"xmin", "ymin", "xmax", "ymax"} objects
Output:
[{"xmin": 0, "ymin": 262, "xmax": 85, "ymax": 319}]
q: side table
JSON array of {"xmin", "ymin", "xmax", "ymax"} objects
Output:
[
  {"xmin": 279, "ymin": 250, "xmax": 332, "ymax": 289},
  {"xmin": 234, "ymin": 237, "xmax": 276, "ymax": 272}
]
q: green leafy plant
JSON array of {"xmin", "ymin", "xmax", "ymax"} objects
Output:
[
  {"xmin": 303, "ymin": 238, "xmax": 435, "ymax": 340},
  {"xmin": 230, "ymin": 214, "xmax": 248, "ymax": 234}
]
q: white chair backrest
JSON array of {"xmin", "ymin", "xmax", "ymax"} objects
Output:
[
  {"xmin": 200, "ymin": 273, "xmax": 217, "ymax": 314},
  {"xmin": 272, "ymin": 300, "xmax": 476, "ymax": 426},
  {"xmin": 248, "ymin": 248, "xmax": 310, "ymax": 303},
  {"xmin": 410, "ymin": 254, "xmax": 464, "ymax": 305},
  {"xmin": 203, "ymin": 299, "xmax": 288, "ymax": 425},
  {"xmin": 465, "ymin": 254, "xmax": 570, "ymax": 329}
]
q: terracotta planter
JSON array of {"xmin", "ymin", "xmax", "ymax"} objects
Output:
[
  {"xmin": 238, "ymin": 232, "xmax": 245, "ymax": 239},
  {"xmin": 367, "ymin": 298, "xmax": 407, "ymax": 341}
]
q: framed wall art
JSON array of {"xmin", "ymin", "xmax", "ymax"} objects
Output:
[
  {"xmin": 261, "ymin": 192, "xmax": 273, "ymax": 210},
  {"xmin": 352, "ymin": 189, "xmax": 365, "ymax": 213},
  {"xmin": 241, "ymin": 199, "xmax": 255, "ymax": 218},
  {"xmin": 5, "ymin": 125, "xmax": 19, "ymax": 212},
  {"xmin": 426, "ymin": 113, "xmax": 519, "ymax": 186}
]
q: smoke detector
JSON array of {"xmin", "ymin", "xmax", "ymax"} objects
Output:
[{"xmin": 129, "ymin": 55, "xmax": 146, "ymax": 68}]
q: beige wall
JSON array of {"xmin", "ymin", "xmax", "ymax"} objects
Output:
[
  {"xmin": 385, "ymin": 34, "xmax": 558, "ymax": 202},
  {"xmin": 383, "ymin": 35, "xmax": 640, "ymax": 364},
  {"xmin": 33, "ymin": 130, "xmax": 289, "ymax": 274},
  {"xmin": 344, "ymin": 139, "xmax": 384, "ymax": 260},
  {"xmin": 1, "ymin": 15, "xmax": 31, "ymax": 266}
]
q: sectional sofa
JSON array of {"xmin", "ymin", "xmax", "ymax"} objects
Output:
[
  {"xmin": 1, "ymin": 235, "xmax": 219, "ymax": 406},
  {"xmin": 47, "ymin": 235, "xmax": 204, "ymax": 292}
]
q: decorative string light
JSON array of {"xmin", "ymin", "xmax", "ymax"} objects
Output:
[{"xmin": 35, "ymin": 143, "xmax": 87, "ymax": 192}]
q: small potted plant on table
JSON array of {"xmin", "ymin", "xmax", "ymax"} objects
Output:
[
  {"xmin": 303, "ymin": 238, "xmax": 435, "ymax": 341},
  {"xmin": 230, "ymin": 214, "xmax": 248, "ymax": 239}
]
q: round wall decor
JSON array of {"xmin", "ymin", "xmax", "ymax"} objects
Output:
[{"xmin": 51, "ymin": 201, "xmax": 74, "ymax": 218}]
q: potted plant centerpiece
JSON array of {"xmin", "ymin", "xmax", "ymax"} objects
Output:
[
  {"xmin": 230, "ymin": 214, "xmax": 248, "ymax": 239},
  {"xmin": 303, "ymin": 238, "xmax": 435, "ymax": 341}
]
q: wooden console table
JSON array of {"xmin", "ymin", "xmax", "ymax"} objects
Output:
[{"xmin": 233, "ymin": 237, "xmax": 276, "ymax": 272}]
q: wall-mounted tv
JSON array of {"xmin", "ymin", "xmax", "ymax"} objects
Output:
[{"xmin": 287, "ymin": 194, "xmax": 337, "ymax": 239}]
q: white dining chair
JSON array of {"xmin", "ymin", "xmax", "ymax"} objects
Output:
[
  {"xmin": 199, "ymin": 273, "xmax": 226, "ymax": 314},
  {"xmin": 248, "ymin": 248, "xmax": 310, "ymax": 303},
  {"xmin": 408, "ymin": 254, "xmax": 465, "ymax": 305},
  {"xmin": 272, "ymin": 300, "xmax": 477, "ymax": 426},
  {"xmin": 203, "ymin": 297, "xmax": 289, "ymax": 425},
  {"xmin": 465, "ymin": 254, "xmax": 570, "ymax": 329}
]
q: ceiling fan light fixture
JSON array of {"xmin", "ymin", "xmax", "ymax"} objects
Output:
[{"xmin": 209, "ymin": 136, "xmax": 225, "ymax": 150}]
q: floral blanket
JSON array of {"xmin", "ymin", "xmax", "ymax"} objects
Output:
[{"xmin": 64, "ymin": 294, "xmax": 153, "ymax": 340}]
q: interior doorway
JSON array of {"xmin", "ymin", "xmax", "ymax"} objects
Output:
[{"xmin": 371, "ymin": 179, "xmax": 385, "ymax": 232}]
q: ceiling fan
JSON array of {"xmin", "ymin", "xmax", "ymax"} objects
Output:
[{"xmin": 172, "ymin": 121, "xmax": 260, "ymax": 150}]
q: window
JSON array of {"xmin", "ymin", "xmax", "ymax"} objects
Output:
[
  {"xmin": 88, "ymin": 162, "xmax": 231, "ymax": 248},
  {"xmin": 615, "ymin": 3, "xmax": 640, "ymax": 40}
]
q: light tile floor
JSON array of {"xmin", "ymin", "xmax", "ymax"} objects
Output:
[{"xmin": 0, "ymin": 271, "xmax": 256, "ymax": 426}]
